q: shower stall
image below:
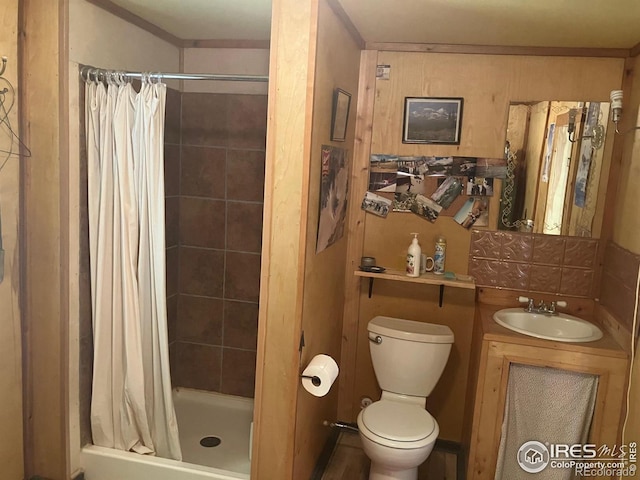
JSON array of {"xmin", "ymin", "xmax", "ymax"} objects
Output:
[{"xmin": 79, "ymin": 70, "xmax": 268, "ymax": 479}]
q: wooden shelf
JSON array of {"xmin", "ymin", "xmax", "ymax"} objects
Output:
[
  {"xmin": 354, "ymin": 269, "xmax": 475, "ymax": 306},
  {"xmin": 355, "ymin": 269, "xmax": 476, "ymax": 289}
]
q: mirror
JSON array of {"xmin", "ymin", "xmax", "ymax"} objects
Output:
[{"xmin": 498, "ymin": 101, "xmax": 611, "ymax": 237}]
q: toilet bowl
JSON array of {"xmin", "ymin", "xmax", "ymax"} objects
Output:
[
  {"xmin": 358, "ymin": 316, "xmax": 454, "ymax": 480},
  {"xmin": 357, "ymin": 397, "xmax": 439, "ymax": 480}
]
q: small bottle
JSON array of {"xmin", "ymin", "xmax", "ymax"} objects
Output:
[
  {"xmin": 434, "ymin": 235, "xmax": 446, "ymax": 275},
  {"xmin": 406, "ymin": 233, "xmax": 421, "ymax": 277}
]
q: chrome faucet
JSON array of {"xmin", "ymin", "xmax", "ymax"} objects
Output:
[
  {"xmin": 520, "ymin": 296, "xmax": 566, "ymax": 315},
  {"xmin": 525, "ymin": 298, "xmax": 535, "ymax": 312}
]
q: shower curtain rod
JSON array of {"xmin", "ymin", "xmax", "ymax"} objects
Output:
[{"xmin": 80, "ymin": 65, "xmax": 268, "ymax": 83}]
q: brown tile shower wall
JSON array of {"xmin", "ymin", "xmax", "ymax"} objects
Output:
[
  {"xmin": 169, "ymin": 92, "xmax": 267, "ymax": 398},
  {"xmin": 468, "ymin": 230, "xmax": 599, "ymax": 297},
  {"xmin": 599, "ymin": 242, "xmax": 640, "ymax": 336}
]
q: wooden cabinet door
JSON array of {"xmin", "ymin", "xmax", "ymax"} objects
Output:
[{"xmin": 466, "ymin": 340, "xmax": 627, "ymax": 480}]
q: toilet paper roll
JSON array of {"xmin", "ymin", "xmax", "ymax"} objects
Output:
[{"xmin": 301, "ymin": 354, "xmax": 339, "ymax": 397}]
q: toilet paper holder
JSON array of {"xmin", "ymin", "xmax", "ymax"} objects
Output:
[
  {"xmin": 300, "ymin": 374, "xmax": 321, "ymax": 387},
  {"xmin": 300, "ymin": 353, "xmax": 339, "ymax": 397}
]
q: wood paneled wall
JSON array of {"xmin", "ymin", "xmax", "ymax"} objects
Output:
[
  {"xmin": 253, "ymin": 0, "xmax": 362, "ymax": 477},
  {"xmin": 340, "ymin": 51, "xmax": 626, "ymax": 443},
  {"xmin": 292, "ymin": 1, "xmax": 361, "ymax": 478},
  {"xmin": 0, "ymin": 1, "xmax": 24, "ymax": 478}
]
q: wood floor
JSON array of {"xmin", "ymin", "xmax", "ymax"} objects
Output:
[
  {"xmin": 320, "ymin": 432, "xmax": 460, "ymax": 480},
  {"xmin": 320, "ymin": 432, "xmax": 370, "ymax": 480}
]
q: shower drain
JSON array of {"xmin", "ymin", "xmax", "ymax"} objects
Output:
[{"xmin": 200, "ymin": 436, "xmax": 222, "ymax": 448}]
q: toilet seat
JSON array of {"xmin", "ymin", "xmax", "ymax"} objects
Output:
[{"xmin": 358, "ymin": 400, "xmax": 438, "ymax": 449}]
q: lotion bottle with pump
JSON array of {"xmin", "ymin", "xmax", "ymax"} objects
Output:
[{"xmin": 406, "ymin": 233, "xmax": 421, "ymax": 277}]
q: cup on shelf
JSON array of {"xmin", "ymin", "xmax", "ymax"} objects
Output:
[
  {"xmin": 420, "ymin": 255, "xmax": 434, "ymax": 274},
  {"xmin": 361, "ymin": 256, "xmax": 376, "ymax": 269}
]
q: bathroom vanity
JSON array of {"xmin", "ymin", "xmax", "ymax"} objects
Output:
[{"xmin": 464, "ymin": 301, "xmax": 629, "ymax": 480}]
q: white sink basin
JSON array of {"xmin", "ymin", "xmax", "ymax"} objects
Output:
[{"xmin": 493, "ymin": 308, "xmax": 603, "ymax": 343}]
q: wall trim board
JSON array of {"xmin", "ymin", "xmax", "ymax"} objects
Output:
[
  {"xmin": 59, "ymin": 0, "xmax": 74, "ymax": 473},
  {"xmin": 337, "ymin": 50, "xmax": 378, "ymax": 421},
  {"xmin": 181, "ymin": 39, "xmax": 270, "ymax": 49},
  {"xmin": 325, "ymin": 0, "xmax": 365, "ymax": 50},
  {"xmin": 365, "ymin": 42, "xmax": 631, "ymax": 58},
  {"xmin": 18, "ymin": 1, "xmax": 28, "ymax": 474}
]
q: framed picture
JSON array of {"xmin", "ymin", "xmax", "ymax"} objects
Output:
[
  {"xmin": 331, "ymin": 89, "xmax": 351, "ymax": 141},
  {"xmin": 402, "ymin": 97, "xmax": 464, "ymax": 144}
]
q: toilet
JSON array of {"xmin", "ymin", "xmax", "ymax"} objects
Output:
[{"xmin": 357, "ymin": 316, "xmax": 454, "ymax": 480}]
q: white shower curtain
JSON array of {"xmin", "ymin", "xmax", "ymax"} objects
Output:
[{"xmin": 85, "ymin": 78, "xmax": 182, "ymax": 461}]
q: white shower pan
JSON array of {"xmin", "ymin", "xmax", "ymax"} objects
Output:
[{"xmin": 82, "ymin": 388, "xmax": 254, "ymax": 480}]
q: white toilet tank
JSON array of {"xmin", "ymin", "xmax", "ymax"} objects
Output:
[{"xmin": 368, "ymin": 316, "xmax": 454, "ymax": 397}]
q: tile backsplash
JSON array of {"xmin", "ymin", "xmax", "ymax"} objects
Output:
[
  {"xmin": 600, "ymin": 241, "xmax": 640, "ymax": 336},
  {"xmin": 468, "ymin": 231, "xmax": 598, "ymax": 297}
]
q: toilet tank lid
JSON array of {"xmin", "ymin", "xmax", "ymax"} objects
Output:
[{"xmin": 369, "ymin": 316, "xmax": 454, "ymax": 343}]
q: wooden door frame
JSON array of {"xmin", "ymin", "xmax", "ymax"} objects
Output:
[{"xmin": 19, "ymin": 0, "xmax": 71, "ymax": 478}]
